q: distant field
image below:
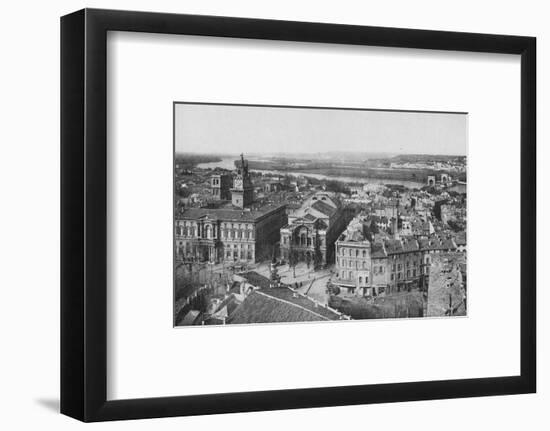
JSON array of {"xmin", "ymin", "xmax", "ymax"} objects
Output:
[{"xmin": 247, "ymin": 159, "xmax": 466, "ymax": 182}]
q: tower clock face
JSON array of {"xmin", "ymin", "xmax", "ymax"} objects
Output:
[{"xmin": 234, "ymin": 177, "xmax": 243, "ymax": 188}]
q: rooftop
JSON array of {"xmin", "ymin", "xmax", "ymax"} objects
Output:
[
  {"xmin": 176, "ymin": 202, "xmax": 285, "ymax": 222},
  {"xmin": 311, "ymin": 200, "xmax": 338, "ymax": 217},
  {"xmin": 339, "ymin": 233, "xmax": 458, "ymax": 256},
  {"xmin": 227, "ymin": 287, "xmax": 343, "ymax": 324}
]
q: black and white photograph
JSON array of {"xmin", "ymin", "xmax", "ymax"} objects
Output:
[{"xmin": 174, "ymin": 103, "xmax": 468, "ymax": 326}]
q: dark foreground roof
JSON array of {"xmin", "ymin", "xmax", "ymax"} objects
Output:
[{"xmin": 227, "ymin": 288, "xmax": 342, "ymax": 324}]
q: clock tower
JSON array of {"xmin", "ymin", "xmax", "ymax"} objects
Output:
[{"xmin": 231, "ymin": 153, "xmax": 254, "ymax": 208}]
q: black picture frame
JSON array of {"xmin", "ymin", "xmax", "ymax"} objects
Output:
[{"xmin": 61, "ymin": 8, "xmax": 536, "ymax": 422}]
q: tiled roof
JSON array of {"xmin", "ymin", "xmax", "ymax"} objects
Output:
[
  {"xmin": 402, "ymin": 237, "xmax": 420, "ymax": 252},
  {"xmin": 348, "ymin": 230, "xmax": 366, "ymax": 242},
  {"xmin": 371, "ymin": 242, "xmax": 387, "ymax": 258},
  {"xmin": 385, "ymin": 239, "xmax": 404, "ymax": 254},
  {"xmin": 417, "ymin": 236, "xmax": 457, "ymax": 251},
  {"xmin": 177, "ymin": 203, "xmax": 285, "ymax": 222},
  {"xmin": 227, "ymin": 288, "xmax": 341, "ymax": 324},
  {"xmin": 258, "ymin": 288, "xmax": 342, "ymax": 319},
  {"xmin": 311, "ymin": 200, "xmax": 337, "ymax": 217},
  {"xmin": 369, "ymin": 234, "xmax": 456, "ymax": 257}
]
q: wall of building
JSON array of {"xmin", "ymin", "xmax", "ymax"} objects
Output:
[
  {"xmin": 254, "ymin": 206, "xmax": 288, "ymax": 261},
  {"xmin": 280, "ymin": 222, "xmax": 326, "ymax": 266},
  {"xmin": 335, "ymin": 239, "xmax": 440, "ymax": 295},
  {"xmin": 335, "ymin": 242, "xmax": 371, "ymax": 288}
]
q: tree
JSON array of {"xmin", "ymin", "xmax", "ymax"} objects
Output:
[
  {"xmin": 177, "ymin": 186, "xmax": 191, "ymax": 198},
  {"xmin": 288, "ymin": 249, "xmax": 297, "ymax": 278}
]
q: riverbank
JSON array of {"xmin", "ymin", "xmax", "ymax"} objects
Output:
[{"xmin": 195, "ymin": 157, "xmax": 429, "ymax": 187}]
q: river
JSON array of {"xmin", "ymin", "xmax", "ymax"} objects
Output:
[{"xmin": 196, "ymin": 157, "xmax": 425, "ymax": 188}]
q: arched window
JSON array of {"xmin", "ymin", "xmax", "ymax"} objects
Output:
[{"xmin": 358, "ymin": 276, "xmax": 363, "ymax": 284}]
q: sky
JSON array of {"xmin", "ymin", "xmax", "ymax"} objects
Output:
[{"xmin": 175, "ymin": 103, "xmax": 467, "ymax": 156}]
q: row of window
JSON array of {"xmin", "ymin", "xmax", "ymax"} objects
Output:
[
  {"xmin": 282, "ymin": 236, "xmax": 325, "ymax": 247},
  {"xmin": 178, "ymin": 221, "xmax": 253, "ymax": 230},
  {"xmin": 175, "ymin": 242, "xmax": 254, "ymax": 261},
  {"xmin": 337, "ymin": 256, "xmax": 434, "ymax": 275},
  {"xmin": 222, "ymin": 230, "xmax": 254, "ymax": 240},
  {"xmin": 389, "ymin": 268, "xmax": 420, "ymax": 281},
  {"xmin": 339, "ymin": 271, "xmax": 369, "ymax": 284},
  {"xmin": 338, "ymin": 259, "xmax": 369, "ymax": 270},
  {"xmin": 176, "ymin": 226, "xmax": 255, "ymax": 240},
  {"xmin": 337, "ymin": 260, "xmax": 424, "ymax": 275},
  {"xmin": 390, "ymin": 260, "xmax": 420, "ymax": 271},
  {"xmin": 339, "ymin": 248, "xmax": 368, "ymax": 258},
  {"xmin": 225, "ymin": 241, "xmax": 253, "ymax": 260},
  {"xmin": 225, "ymin": 243, "xmax": 253, "ymax": 250}
]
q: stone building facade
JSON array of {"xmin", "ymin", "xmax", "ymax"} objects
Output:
[
  {"xmin": 279, "ymin": 192, "xmax": 349, "ymax": 267},
  {"xmin": 334, "ymin": 214, "xmax": 460, "ymax": 296},
  {"xmin": 175, "ymin": 205, "xmax": 286, "ymax": 263},
  {"xmin": 175, "ymin": 154, "xmax": 287, "ymax": 263}
]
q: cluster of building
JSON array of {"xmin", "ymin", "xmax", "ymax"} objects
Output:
[
  {"xmin": 175, "ymin": 154, "xmax": 352, "ymax": 267},
  {"xmin": 175, "ymin": 155, "xmax": 287, "ymax": 263},
  {"xmin": 174, "ymin": 153, "xmax": 467, "ymax": 324},
  {"xmin": 333, "ymin": 211, "xmax": 461, "ymax": 297},
  {"xmin": 279, "ymin": 192, "xmax": 351, "ymax": 267}
]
